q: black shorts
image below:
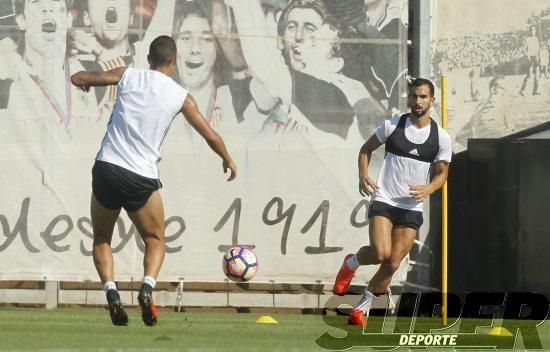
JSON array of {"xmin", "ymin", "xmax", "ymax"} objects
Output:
[
  {"xmin": 368, "ymin": 201, "xmax": 423, "ymax": 230},
  {"xmin": 92, "ymin": 160, "xmax": 162, "ymax": 212}
]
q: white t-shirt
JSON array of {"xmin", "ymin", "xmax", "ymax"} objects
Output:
[
  {"xmin": 371, "ymin": 114, "xmax": 452, "ymax": 212},
  {"xmin": 96, "ymin": 68, "xmax": 188, "ymax": 178}
]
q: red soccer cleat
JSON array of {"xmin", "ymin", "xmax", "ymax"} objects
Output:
[
  {"xmin": 333, "ymin": 254, "xmax": 356, "ymax": 295},
  {"xmin": 347, "ymin": 309, "xmax": 367, "ymax": 327},
  {"xmin": 138, "ymin": 290, "xmax": 158, "ymax": 326}
]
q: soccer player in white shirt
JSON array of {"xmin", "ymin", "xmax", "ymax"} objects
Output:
[
  {"xmin": 332, "ymin": 78, "xmax": 452, "ymax": 327},
  {"xmin": 71, "ymin": 35, "xmax": 237, "ymax": 326}
]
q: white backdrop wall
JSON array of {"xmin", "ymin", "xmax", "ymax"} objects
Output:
[{"xmin": 0, "ymin": 0, "xmax": 409, "ymax": 284}]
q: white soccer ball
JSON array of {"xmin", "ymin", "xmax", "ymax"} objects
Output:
[{"xmin": 222, "ymin": 246, "xmax": 258, "ymax": 282}]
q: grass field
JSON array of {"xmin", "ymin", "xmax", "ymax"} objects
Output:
[
  {"xmin": 0, "ymin": 307, "xmax": 327, "ymax": 351},
  {"xmin": 0, "ymin": 307, "xmax": 548, "ymax": 351}
]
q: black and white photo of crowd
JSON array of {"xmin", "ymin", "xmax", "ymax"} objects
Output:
[
  {"xmin": 0, "ymin": 0, "xmax": 409, "ymax": 150},
  {"xmin": 433, "ymin": 5, "xmax": 550, "ymax": 150}
]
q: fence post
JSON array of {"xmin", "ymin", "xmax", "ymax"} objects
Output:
[{"xmin": 45, "ymin": 281, "xmax": 58, "ymax": 309}]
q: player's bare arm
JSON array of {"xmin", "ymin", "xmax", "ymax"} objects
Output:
[
  {"xmin": 211, "ymin": 0, "xmax": 248, "ymax": 71},
  {"xmin": 358, "ymin": 134, "xmax": 383, "ymax": 197},
  {"xmin": 70, "ymin": 67, "xmax": 128, "ymax": 92},
  {"xmin": 409, "ymin": 160, "xmax": 450, "ymax": 201},
  {"xmin": 181, "ymin": 94, "xmax": 237, "ymax": 181}
]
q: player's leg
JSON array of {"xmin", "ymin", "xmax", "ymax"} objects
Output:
[
  {"xmin": 533, "ymin": 59, "xmax": 541, "ymax": 95},
  {"xmin": 367, "ymin": 225, "xmax": 416, "ymax": 294},
  {"xmin": 356, "ymin": 215, "xmax": 393, "ymax": 265},
  {"xmin": 348, "ymin": 224, "xmax": 416, "ymax": 327},
  {"xmin": 90, "ymin": 193, "xmax": 127, "ymax": 326},
  {"xmin": 91, "ymin": 193, "xmax": 121, "ymax": 283},
  {"xmin": 346, "ymin": 215, "xmax": 393, "ymax": 326},
  {"xmin": 127, "ymin": 190, "xmax": 165, "ymax": 326},
  {"xmin": 333, "ymin": 202, "xmax": 393, "ymax": 295},
  {"xmin": 520, "ymin": 59, "xmax": 533, "ymax": 95}
]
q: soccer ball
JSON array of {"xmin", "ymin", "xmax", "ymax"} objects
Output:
[{"xmin": 222, "ymin": 246, "xmax": 258, "ymax": 282}]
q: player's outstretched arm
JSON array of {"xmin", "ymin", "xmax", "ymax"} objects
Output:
[
  {"xmin": 181, "ymin": 94, "xmax": 237, "ymax": 181},
  {"xmin": 225, "ymin": 0, "xmax": 292, "ymax": 105},
  {"xmin": 358, "ymin": 134, "xmax": 382, "ymax": 197},
  {"xmin": 70, "ymin": 67, "xmax": 127, "ymax": 92},
  {"xmin": 211, "ymin": 0, "xmax": 248, "ymax": 71},
  {"xmin": 409, "ymin": 160, "xmax": 450, "ymax": 201}
]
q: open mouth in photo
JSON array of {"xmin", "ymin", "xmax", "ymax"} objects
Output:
[
  {"xmin": 105, "ymin": 7, "xmax": 118, "ymax": 24},
  {"xmin": 291, "ymin": 45, "xmax": 303, "ymax": 61},
  {"xmin": 42, "ymin": 20, "xmax": 57, "ymax": 33},
  {"xmin": 185, "ymin": 61, "xmax": 204, "ymax": 70}
]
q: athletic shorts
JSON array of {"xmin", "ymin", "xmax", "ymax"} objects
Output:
[
  {"xmin": 92, "ymin": 160, "xmax": 162, "ymax": 212},
  {"xmin": 368, "ymin": 201, "xmax": 423, "ymax": 230}
]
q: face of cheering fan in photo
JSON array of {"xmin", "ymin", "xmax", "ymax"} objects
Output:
[
  {"xmin": 298, "ymin": 24, "xmax": 343, "ymax": 77},
  {"xmin": 16, "ymin": 0, "xmax": 72, "ymax": 57},
  {"xmin": 85, "ymin": 0, "xmax": 132, "ymax": 46},
  {"xmin": 280, "ymin": 8, "xmax": 328, "ymax": 71},
  {"xmin": 174, "ymin": 14, "xmax": 217, "ymax": 89}
]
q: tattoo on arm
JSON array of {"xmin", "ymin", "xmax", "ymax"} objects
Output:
[
  {"xmin": 71, "ymin": 67, "xmax": 126, "ymax": 88},
  {"xmin": 87, "ymin": 70, "xmax": 122, "ymax": 86}
]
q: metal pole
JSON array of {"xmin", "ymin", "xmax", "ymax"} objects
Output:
[
  {"xmin": 412, "ymin": 0, "xmax": 432, "ymax": 78},
  {"xmin": 440, "ymin": 75, "xmax": 448, "ymax": 326}
]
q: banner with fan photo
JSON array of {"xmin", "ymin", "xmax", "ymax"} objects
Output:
[{"xmin": 0, "ymin": 0, "xmax": 410, "ymax": 284}]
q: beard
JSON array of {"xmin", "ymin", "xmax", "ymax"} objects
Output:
[{"xmin": 410, "ymin": 105, "xmax": 430, "ymax": 118}]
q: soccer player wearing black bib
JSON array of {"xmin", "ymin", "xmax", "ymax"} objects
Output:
[
  {"xmin": 333, "ymin": 78, "xmax": 452, "ymax": 327},
  {"xmin": 71, "ymin": 36, "xmax": 237, "ymax": 326}
]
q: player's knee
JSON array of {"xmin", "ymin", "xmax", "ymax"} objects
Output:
[
  {"xmin": 380, "ymin": 259, "xmax": 401, "ymax": 273},
  {"xmin": 372, "ymin": 248, "xmax": 391, "ymax": 264},
  {"xmin": 143, "ymin": 230, "xmax": 165, "ymax": 244}
]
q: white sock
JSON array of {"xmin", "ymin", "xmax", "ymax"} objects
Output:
[
  {"xmin": 142, "ymin": 276, "xmax": 156, "ymax": 288},
  {"xmin": 354, "ymin": 290, "xmax": 374, "ymax": 316},
  {"xmin": 346, "ymin": 254, "xmax": 361, "ymax": 271},
  {"xmin": 103, "ymin": 281, "xmax": 117, "ymax": 292}
]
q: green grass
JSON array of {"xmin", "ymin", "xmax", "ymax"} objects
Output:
[
  {"xmin": 0, "ymin": 307, "xmax": 327, "ymax": 351},
  {"xmin": 0, "ymin": 307, "xmax": 548, "ymax": 351}
]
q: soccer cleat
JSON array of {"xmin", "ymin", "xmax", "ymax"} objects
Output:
[
  {"xmin": 347, "ymin": 309, "xmax": 367, "ymax": 328},
  {"xmin": 138, "ymin": 286, "xmax": 158, "ymax": 326},
  {"xmin": 333, "ymin": 254, "xmax": 356, "ymax": 295},
  {"xmin": 106, "ymin": 289, "xmax": 128, "ymax": 326}
]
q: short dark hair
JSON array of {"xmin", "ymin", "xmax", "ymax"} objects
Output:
[
  {"xmin": 410, "ymin": 78, "xmax": 435, "ymax": 97},
  {"xmin": 277, "ymin": 0, "xmax": 351, "ymax": 63},
  {"xmin": 277, "ymin": 0, "xmax": 330, "ymax": 36},
  {"xmin": 13, "ymin": 0, "xmax": 73, "ymax": 15},
  {"xmin": 172, "ymin": 0, "xmax": 210, "ymax": 34},
  {"xmin": 148, "ymin": 35, "xmax": 177, "ymax": 67}
]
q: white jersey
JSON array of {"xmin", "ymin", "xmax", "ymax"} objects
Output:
[
  {"xmin": 96, "ymin": 68, "xmax": 188, "ymax": 178},
  {"xmin": 371, "ymin": 114, "xmax": 452, "ymax": 212}
]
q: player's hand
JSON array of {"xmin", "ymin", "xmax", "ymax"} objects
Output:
[
  {"xmin": 69, "ymin": 30, "xmax": 103, "ymax": 58},
  {"xmin": 0, "ymin": 37, "xmax": 35, "ymax": 81},
  {"xmin": 78, "ymin": 85, "xmax": 91, "ymax": 93},
  {"xmin": 359, "ymin": 174, "xmax": 379, "ymax": 197},
  {"xmin": 223, "ymin": 159, "xmax": 237, "ymax": 181},
  {"xmin": 409, "ymin": 184, "xmax": 431, "ymax": 201}
]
